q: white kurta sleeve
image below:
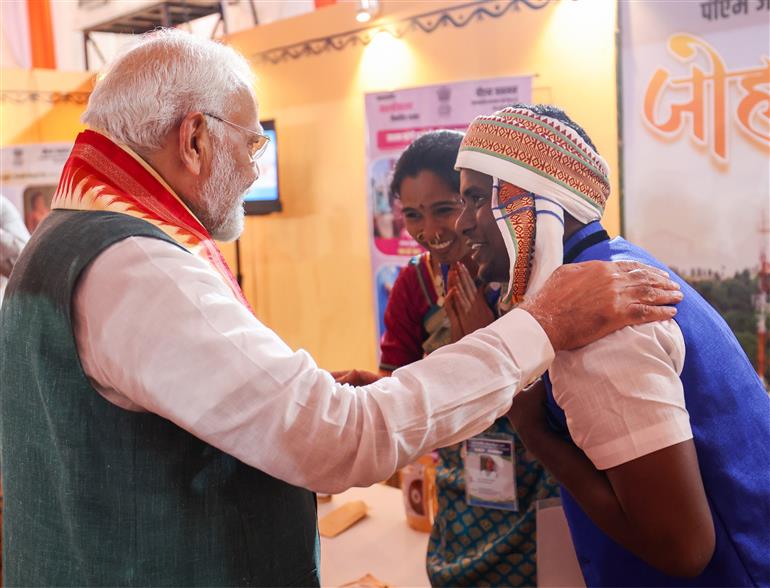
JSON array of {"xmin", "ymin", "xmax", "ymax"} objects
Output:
[
  {"xmin": 549, "ymin": 320, "xmax": 691, "ymax": 471},
  {"xmin": 73, "ymin": 236, "xmax": 554, "ymax": 493}
]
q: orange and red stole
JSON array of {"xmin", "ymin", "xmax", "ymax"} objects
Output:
[{"xmin": 52, "ymin": 130, "xmax": 251, "ymax": 310}]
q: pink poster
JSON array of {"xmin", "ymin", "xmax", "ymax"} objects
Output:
[{"xmin": 365, "ymin": 76, "xmax": 532, "ymax": 347}]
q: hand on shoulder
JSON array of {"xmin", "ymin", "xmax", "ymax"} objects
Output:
[{"xmin": 519, "ymin": 260, "xmax": 683, "ymax": 351}]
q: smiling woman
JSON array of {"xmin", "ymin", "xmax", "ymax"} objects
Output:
[
  {"xmin": 379, "ymin": 130, "xmax": 471, "ymax": 370},
  {"xmin": 399, "ymin": 170, "xmax": 466, "ymax": 264}
]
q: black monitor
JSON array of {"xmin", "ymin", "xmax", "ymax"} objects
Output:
[{"xmin": 244, "ymin": 119, "xmax": 281, "ymax": 214}]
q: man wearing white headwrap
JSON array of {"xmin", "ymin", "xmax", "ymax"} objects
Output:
[{"xmin": 455, "ymin": 104, "xmax": 769, "ymax": 587}]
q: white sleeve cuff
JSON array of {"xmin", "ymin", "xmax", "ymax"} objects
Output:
[
  {"xmin": 589, "ymin": 414, "xmax": 694, "ymax": 470},
  {"xmin": 487, "ymin": 308, "xmax": 555, "ymax": 391}
]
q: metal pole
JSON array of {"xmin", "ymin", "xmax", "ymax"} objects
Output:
[
  {"xmin": 235, "ymin": 238, "xmax": 243, "ymax": 288},
  {"xmin": 248, "ymin": 0, "xmax": 259, "ymax": 26},
  {"xmin": 82, "ymin": 32, "xmax": 90, "ymax": 70},
  {"xmin": 219, "ymin": 1, "xmax": 228, "ymax": 35},
  {"xmin": 161, "ymin": 2, "xmax": 171, "ymax": 27}
]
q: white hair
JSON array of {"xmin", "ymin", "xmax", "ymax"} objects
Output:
[{"xmin": 82, "ymin": 28, "xmax": 255, "ymax": 152}]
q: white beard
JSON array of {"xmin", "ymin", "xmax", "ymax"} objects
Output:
[{"xmin": 197, "ymin": 143, "xmax": 253, "ymax": 242}]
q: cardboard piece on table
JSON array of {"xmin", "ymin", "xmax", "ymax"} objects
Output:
[
  {"xmin": 338, "ymin": 572, "xmax": 390, "ymax": 588},
  {"xmin": 318, "ymin": 500, "xmax": 368, "ymax": 538}
]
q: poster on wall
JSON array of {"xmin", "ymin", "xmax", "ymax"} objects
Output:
[
  {"xmin": 620, "ymin": 0, "xmax": 770, "ymax": 382},
  {"xmin": 1, "ymin": 143, "xmax": 73, "ymax": 232},
  {"xmin": 365, "ymin": 75, "xmax": 532, "ymax": 351}
]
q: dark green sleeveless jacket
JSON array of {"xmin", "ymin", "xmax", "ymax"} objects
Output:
[{"xmin": 0, "ymin": 210, "xmax": 319, "ymax": 587}]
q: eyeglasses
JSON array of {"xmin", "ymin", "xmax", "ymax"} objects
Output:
[{"xmin": 203, "ymin": 113, "xmax": 270, "ymax": 162}]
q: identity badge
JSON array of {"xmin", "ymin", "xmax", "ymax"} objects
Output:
[{"xmin": 464, "ymin": 434, "xmax": 518, "ymax": 512}]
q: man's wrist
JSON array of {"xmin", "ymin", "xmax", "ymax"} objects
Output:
[
  {"xmin": 487, "ymin": 309, "xmax": 555, "ymax": 383},
  {"xmin": 518, "ymin": 303, "xmax": 562, "ymax": 351}
]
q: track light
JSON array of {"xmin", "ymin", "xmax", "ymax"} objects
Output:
[{"xmin": 356, "ymin": 0, "xmax": 380, "ymax": 23}]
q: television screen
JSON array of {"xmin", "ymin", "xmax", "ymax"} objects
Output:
[{"xmin": 243, "ymin": 120, "xmax": 281, "ymax": 214}]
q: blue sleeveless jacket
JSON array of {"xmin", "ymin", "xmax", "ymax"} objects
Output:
[{"xmin": 545, "ymin": 221, "xmax": 770, "ymax": 587}]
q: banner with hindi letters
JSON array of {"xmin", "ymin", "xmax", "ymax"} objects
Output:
[{"xmin": 620, "ymin": 0, "xmax": 769, "ymax": 381}]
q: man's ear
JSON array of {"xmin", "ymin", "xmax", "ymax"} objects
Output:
[{"xmin": 178, "ymin": 112, "xmax": 209, "ymax": 176}]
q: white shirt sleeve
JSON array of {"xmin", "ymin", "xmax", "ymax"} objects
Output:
[
  {"xmin": 549, "ymin": 320, "xmax": 692, "ymax": 470},
  {"xmin": 73, "ymin": 236, "xmax": 554, "ymax": 494}
]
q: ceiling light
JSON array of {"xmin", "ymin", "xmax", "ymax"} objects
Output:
[{"xmin": 356, "ymin": 0, "xmax": 380, "ymax": 24}]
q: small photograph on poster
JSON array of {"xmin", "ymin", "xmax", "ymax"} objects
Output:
[
  {"xmin": 370, "ymin": 156, "xmax": 422, "ymax": 257},
  {"xmin": 23, "ymin": 185, "xmax": 56, "ymax": 233},
  {"xmin": 370, "ymin": 156, "xmax": 400, "ymax": 239},
  {"xmin": 374, "ymin": 264, "xmax": 402, "ymax": 339}
]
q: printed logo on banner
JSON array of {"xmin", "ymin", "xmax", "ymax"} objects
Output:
[{"xmin": 437, "ymin": 86, "xmax": 451, "ymax": 118}]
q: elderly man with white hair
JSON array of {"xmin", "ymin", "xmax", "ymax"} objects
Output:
[{"xmin": 0, "ymin": 30, "xmax": 682, "ymax": 586}]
